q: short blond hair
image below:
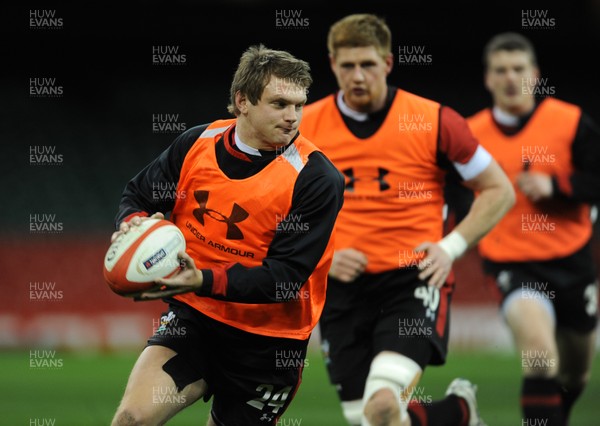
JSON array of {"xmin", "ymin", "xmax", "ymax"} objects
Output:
[{"xmin": 327, "ymin": 14, "xmax": 392, "ymax": 59}]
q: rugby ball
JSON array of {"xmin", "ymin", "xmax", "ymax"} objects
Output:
[{"xmin": 103, "ymin": 218, "xmax": 186, "ymax": 296}]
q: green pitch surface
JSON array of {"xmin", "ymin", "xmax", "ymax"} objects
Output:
[{"xmin": 3, "ymin": 349, "xmax": 599, "ymax": 425}]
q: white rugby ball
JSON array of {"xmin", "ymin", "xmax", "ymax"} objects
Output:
[{"xmin": 103, "ymin": 218, "xmax": 186, "ymax": 296}]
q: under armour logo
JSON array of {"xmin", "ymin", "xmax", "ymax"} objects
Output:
[
  {"xmin": 259, "ymin": 413, "xmax": 274, "ymax": 422},
  {"xmin": 342, "ymin": 167, "xmax": 390, "ymax": 192},
  {"xmin": 193, "ymin": 190, "xmax": 249, "ymax": 240}
]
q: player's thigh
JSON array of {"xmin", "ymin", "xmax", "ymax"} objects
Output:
[
  {"xmin": 503, "ymin": 292, "xmax": 560, "ymax": 376},
  {"xmin": 503, "ymin": 290, "xmax": 557, "ymax": 350},
  {"xmin": 319, "ymin": 311, "xmax": 373, "ymax": 398},
  {"xmin": 210, "ymin": 369, "xmax": 303, "ymax": 426},
  {"xmin": 208, "ymin": 326, "xmax": 309, "ymax": 426},
  {"xmin": 373, "ymin": 279, "xmax": 449, "ymax": 368},
  {"xmin": 211, "ymin": 339, "xmax": 306, "ymax": 426},
  {"xmin": 553, "ymin": 279, "xmax": 598, "ymax": 382},
  {"xmin": 115, "ymin": 345, "xmax": 207, "ymax": 423},
  {"xmin": 319, "ymin": 276, "xmax": 378, "ymax": 401}
]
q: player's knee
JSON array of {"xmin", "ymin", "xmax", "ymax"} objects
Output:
[
  {"xmin": 362, "ymin": 352, "xmax": 422, "ymax": 426},
  {"xmin": 559, "ymin": 371, "xmax": 591, "ymax": 390},
  {"xmin": 364, "ymin": 388, "xmax": 400, "ymax": 426},
  {"xmin": 112, "ymin": 406, "xmax": 153, "ymax": 426},
  {"xmin": 522, "ymin": 347, "xmax": 559, "ymax": 377}
]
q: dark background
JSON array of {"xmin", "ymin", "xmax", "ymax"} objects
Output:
[{"xmin": 3, "ymin": 0, "xmax": 600, "ymax": 236}]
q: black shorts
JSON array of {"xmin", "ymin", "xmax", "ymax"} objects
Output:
[
  {"xmin": 483, "ymin": 240, "xmax": 598, "ymax": 333},
  {"xmin": 318, "ymin": 267, "xmax": 453, "ymax": 401},
  {"xmin": 147, "ymin": 301, "xmax": 308, "ymax": 426}
]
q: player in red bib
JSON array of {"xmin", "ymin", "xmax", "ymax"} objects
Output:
[
  {"xmin": 109, "ymin": 44, "xmax": 344, "ymax": 426},
  {"xmin": 299, "ymin": 14, "xmax": 515, "ymax": 426}
]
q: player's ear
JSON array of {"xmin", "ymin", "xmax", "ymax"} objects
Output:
[
  {"xmin": 384, "ymin": 53, "xmax": 393, "ymax": 75},
  {"xmin": 235, "ymin": 91, "xmax": 248, "ymax": 114},
  {"xmin": 484, "ymin": 72, "xmax": 491, "ymax": 92},
  {"xmin": 328, "ymin": 54, "xmax": 336, "ymax": 73}
]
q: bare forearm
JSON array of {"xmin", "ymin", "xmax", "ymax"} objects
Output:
[
  {"xmin": 453, "ymin": 185, "xmax": 513, "ymax": 248},
  {"xmin": 452, "ymin": 160, "xmax": 515, "ymax": 249}
]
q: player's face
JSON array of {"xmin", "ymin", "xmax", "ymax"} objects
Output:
[
  {"xmin": 241, "ymin": 75, "xmax": 307, "ymax": 150},
  {"xmin": 330, "ymin": 46, "xmax": 393, "ymax": 113},
  {"xmin": 485, "ymin": 50, "xmax": 539, "ymax": 115}
]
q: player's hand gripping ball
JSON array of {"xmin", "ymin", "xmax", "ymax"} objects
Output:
[{"xmin": 103, "ymin": 219, "xmax": 186, "ymax": 296}]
